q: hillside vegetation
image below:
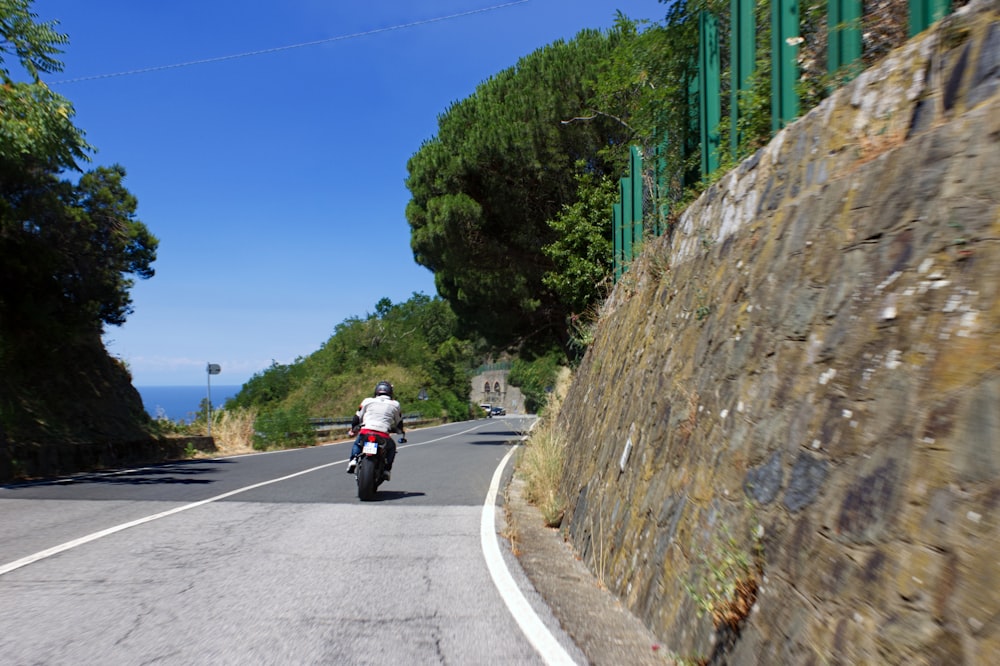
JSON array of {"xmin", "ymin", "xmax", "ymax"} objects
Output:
[{"xmin": 222, "ymin": 294, "xmax": 484, "ymax": 448}]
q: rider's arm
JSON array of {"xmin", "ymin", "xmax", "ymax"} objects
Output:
[
  {"xmin": 396, "ymin": 410, "xmax": 405, "ymax": 437},
  {"xmin": 350, "ymin": 402, "xmax": 365, "ymax": 433}
]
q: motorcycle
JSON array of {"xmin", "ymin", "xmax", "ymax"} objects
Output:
[{"xmin": 351, "ymin": 430, "xmax": 405, "ymax": 501}]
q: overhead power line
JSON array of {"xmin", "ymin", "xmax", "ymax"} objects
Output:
[{"xmin": 51, "ymin": 0, "xmax": 531, "ymax": 85}]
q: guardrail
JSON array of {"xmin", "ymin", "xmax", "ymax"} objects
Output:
[{"xmin": 308, "ymin": 413, "xmax": 425, "ymax": 431}]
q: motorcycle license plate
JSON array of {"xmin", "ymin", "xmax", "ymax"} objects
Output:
[{"xmin": 362, "ymin": 441, "xmax": 378, "ymax": 455}]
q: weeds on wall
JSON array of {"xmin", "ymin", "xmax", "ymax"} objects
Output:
[{"xmin": 684, "ymin": 518, "xmax": 764, "ymax": 632}]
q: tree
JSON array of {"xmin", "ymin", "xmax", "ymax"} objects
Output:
[
  {"xmin": 0, "ymin": 0, "xmax": 90, "ymax": 171},
  {"xmin": 405, "ymin": 29, "xmax": 632, "ymax": 354},
  {"xmin": 541, "ymin": 168, "xmax": 618, "ymax": 317},
  {"xmin": 0, "ymin": 2, "xmax": 157, "ymax": 339}
]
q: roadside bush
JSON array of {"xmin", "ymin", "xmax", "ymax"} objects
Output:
[
  {"xmin": 508, "ymin": 350, "xmax": 564, "ymax": 414},
  {"xmin": 518, "ymin": 423, "xmax": 568, "ymax": 527},
  {"xmin": 252, "ymin": 405, "xmax": 315, "ymax": 450},
  {"xmin": 516, "ymin": 366, "xmax": 574, "ymax": 526},
  {"xmin": 211, "ymin": 406, "xmax": 258, "ymax": 455}
]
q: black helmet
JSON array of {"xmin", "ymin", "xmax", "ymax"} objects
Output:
[{"xmin": 374, "ymin": 381, "xmax": 394, "ymax": 398}]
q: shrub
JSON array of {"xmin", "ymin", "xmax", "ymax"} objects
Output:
[{"xmin": 252, "ymin": 405, "xmax": 315, "ymax": 450}]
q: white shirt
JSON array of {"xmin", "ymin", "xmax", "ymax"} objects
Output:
[{"xmin": 355, "ymin": 395, "xmax": 403, "ymax": 435}]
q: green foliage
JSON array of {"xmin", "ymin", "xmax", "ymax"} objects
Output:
[
  {"xmin": 0, "ymin": 2, "xmax": 160, "ymax": 459},
  {"xmin": 405, "ymin": 29, "xmax": 631, "ymax": 353},
  {"xmin": 0, "ymin": 0, "xmax": 68, "ymax": 79},
  {"xmin": 226, "ymin": 360, "xmax": 303, "ymax": 411},
  {"xmin": 541, "ymin": 167, "xmax": 617, "ymax": 317},
  {"xmin": 0, "ymin": 0, "xmax": 90, "ymax": 170},
  {"xmin": 508, "ymin": 350, "xmax": 564, "ymax": 414},
  {"xmin": 226, "ymin": 293, "xmax": 479, "ymax": 443},
  {"xmin": 253, "ymin": 405, "xmax": 314, "ymax": 451},
  {"xmin": 1, "ymin": 3, "xmax": 156, "ymax": 340},
  {"xmin": 1, "ymin": 164, "xmax": 158, "ymax": 335}
]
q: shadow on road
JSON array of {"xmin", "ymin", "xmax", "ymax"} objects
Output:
[
  {"xmin": 4, "ymin": 459, "xmax": 233, "ymax": 488},
  {"xmin": 365, "ymin": 490, "xmax": 427, "ymax": 502},
  {"xmin": 466, "ymin": 439, "xmax": 516, "ymax": 447}
]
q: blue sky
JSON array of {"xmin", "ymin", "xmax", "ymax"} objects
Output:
[{"xmin": 32, "ymin": 0, "xmax": 666, "ymax": 386}]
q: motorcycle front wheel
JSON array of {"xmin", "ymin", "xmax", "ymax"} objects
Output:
[{"xmin": 357, "ymin": 457, "xmax": 378, "ymax": 501}]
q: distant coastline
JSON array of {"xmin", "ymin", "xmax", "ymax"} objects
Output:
[{"xmin": 136, "ymin": 385, "xmax": 242, "ymax": 423}]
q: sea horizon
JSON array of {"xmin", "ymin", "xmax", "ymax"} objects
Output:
[{"xmin": 136, "ymin": 384, "xmax": 242, "ymax": 422}]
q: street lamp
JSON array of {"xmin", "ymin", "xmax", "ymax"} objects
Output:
[{"xmin": 206, "ymin": 363, "xmax": 221, "ymax": 436}]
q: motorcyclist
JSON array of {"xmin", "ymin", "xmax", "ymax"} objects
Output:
[{"xmin": 346, "ymin": 380, "xmax": 405, "ymax": 480}]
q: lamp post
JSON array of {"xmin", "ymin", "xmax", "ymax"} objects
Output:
[{"xmin": 206, "ymin": 363, "xmax": 221, "ymax": 436}]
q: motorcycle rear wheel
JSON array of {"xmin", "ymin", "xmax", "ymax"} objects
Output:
[{"xmin": 357, "ymin": 457, "xmax": 378, "ymax": 501}]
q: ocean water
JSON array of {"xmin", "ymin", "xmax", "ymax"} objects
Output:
[{"xmin": 136, "ymin": 385, "xmax": 242, "ymax": 422}]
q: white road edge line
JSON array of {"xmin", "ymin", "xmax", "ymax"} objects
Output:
[
  {"xmin": 481, "ymin": 445, "xmax": 578, "ymax": 666},
  {"xmin": 0, "ymin": 421, "xmax": 497, "ymax": 577}
]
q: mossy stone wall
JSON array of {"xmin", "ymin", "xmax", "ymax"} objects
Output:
[{"xmin": 557, "ymin": 2, "xmax": 1000, "ymax": 662}]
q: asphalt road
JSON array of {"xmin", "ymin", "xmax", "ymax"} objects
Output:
[{"xmin": 0, "ymin": 417, "xmax": 586, "ymax": 665}]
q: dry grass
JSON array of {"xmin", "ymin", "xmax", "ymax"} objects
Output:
[
  {"xmin": 516, "ymin": 366, "xmax": 573, "ymax": 527},
  {"xmin": 518, "ymin": 424, "xmax": 569, "ymax": 527},
  {"xmin": 209, "ymin": 407, "xmax": 258, "ymax": 456},
  {"xmin": 502, "ymin": 482, "xmax": 521, "ymax": 556}
]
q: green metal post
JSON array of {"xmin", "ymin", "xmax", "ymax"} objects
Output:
[
  {"xmin": 698, "ymin": 11, "xmax": 721, "ymax": 176},
  {"xmin": 909, "ymin": 0, "xmax": 952, "ymax": 36},
  {"xmin": 829, "ymin": 0, "xmax": 862, "ymax": 77},
  {"xmin": 621, "ymin": 178, "xmax": 633, "ymax": 268},
  {"xmin": 613, "ymin": 201, "xmax": 623, "ymax": 281},
  {"xmin": 654, "ymin": 130, "xmax": 669, "ymax": 235},
  {"xmin": 687, "ymin": 66, "xmax": 699, "ymax": 190},
  {"xmin": 658, "ymin": 136, "xmax": 667, "ymax": 235},
  {"xmin": 630, "ymin": 146, "xmax": 644, "ymax": 250},
  {"xmin": 730, "ymin": 0, "xmax": 756, "ymax": 156},
  {"xmin": 771, "ymin": 0, "xmax": 800, "ymax": 131}
]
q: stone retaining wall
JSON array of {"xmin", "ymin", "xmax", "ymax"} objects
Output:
[{"xmin": 556, "ymin": 1, "xmax": 1000, "ymax": 662}]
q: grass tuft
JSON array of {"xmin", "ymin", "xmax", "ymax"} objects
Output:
[
  {"xmin": 518, "ymin": 424, "xmax": 568, "ymax": 527},
  {"xmin": 210, "ymin": 407, "xmax": 258, "ymax": 456},
  {"xmin": 516, "ymin": 366, "xmax": 573, "ymax": 527}
]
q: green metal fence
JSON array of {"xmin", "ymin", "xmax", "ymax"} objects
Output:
[
  {"xmin": 613, "ymin": 145, "xmax": 645, "ymax": 278},
  {"xmin": 612, "ymin": 0, "xmax": 956, "ymax": 281}
]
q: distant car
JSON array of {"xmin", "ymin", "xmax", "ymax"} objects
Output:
[{"xmin": 490, "ymin": 406, "xmax": 506, "ymax": 416}]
